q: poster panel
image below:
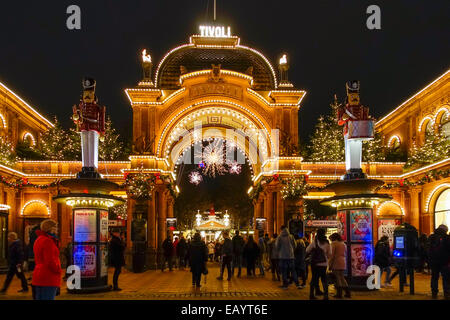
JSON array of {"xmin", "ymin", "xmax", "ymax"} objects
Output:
[
  {"xmin": 351, "ymin": 244, "xmax": 373, "ymax": 276},
  {"xmin": 100, "ymin": 245, "xmax": 108, "ymax": 277},
  {"xmin": 337, "ymin": 211, "xmax": 347, "ymax": 241},
  {"xmin": 350, "ymin": 209, "xmax": 372, "ymax": 242},
  {"xmin": 74, "ymin": 209, "xmax": 97, "ymax": 242},
  {"xmin": 100, "ymin": 210, "xmax": 109, "ymax": 242},
  {"xmin": 73, "ymin": 245, "xmax": 97, "ymax": 278},
  {"xmin": 378, "ymin": 219, "xmax": 401, "ymax": 249}
]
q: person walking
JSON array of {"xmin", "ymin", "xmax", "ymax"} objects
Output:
[
  {"xmin": 293, "ymin": 234, "xmax": 307, "ymax": 288},
  {"xmin": 185, "ymin": 238, "xmax": 191, "ymax": 268},
  {"xmin": 231, "ymin": 231, "xmax": 245, "ymax": 278},
  {"xmin": 276, "ymin": 226, "xmax": 301, "ymax": 289},
  {"xmin": 418, "ymin": 234, "xmax": 430, "ymax": 274},
  {"xmin": 161, "ymin": 235, "xmax": 174, "ymax": 272},
  {"xmin": 256, "ymin": 232, "xmax": 266, "ymax": 276},
  {"xmin": 0, "ymin": 232, "xmax": 29, "ymax": 294},
  {"xmin": 177, "ymin": 236, "xmax": 188, "ymax": 270},
  {"xmin": 329, "ymin": 233, "xmax": 351, "ymax": 298},
  {"xmin": 374, "ymin": 236, "xmax": 392, "ymax": 288},
  {"xmin": 31, "ymin": 219, "xmax": 61, "ymax": 300},
  {"xmin": 214, "ymin": 241, "xmax": 222, "ymax": 262},
  {"xmin": 217, "ymin": 231, "xmax": 233, "ymax": 281},
  {"xmin": 172, "ymin": 236, "xmax": 179, "ymax": 268},
  {"xmin": 267, "ymin": 233, "xmax": 280, "ymax": 281},
  {"xmin": 428, "ymin": 224, "xmax": 450, "ymax": 299},
  {"xmin": 208, "ymin": 241, "xmax": 215, "ymax": 262},
  {"xmin": 189, "ymin": 233, "xmax": 208, "ymax": 288},
  {"xmin": 109, "ymin": 230, "xmax": 126, "ymax": 291},
  {"xmin": 264, "ymin": 233, "xmax": 271, "ymax": 271},
  {"xmin": 243, "ymin": 235, "xmax": 259, "ymax": 277},
  {"xmin": 306, "ymin": 228, "xmax": 331, "ymax": 300}
]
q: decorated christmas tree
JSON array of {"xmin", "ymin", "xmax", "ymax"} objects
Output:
[
  {"xmin": 362, "ymin": 131, "xmax": 386, "ymax": 162},
  {"xmin": 99, "ymin": 117, "xmax": 125, "ymax": 161},
  {"xmin": 405, "ymin": 128, "xmax": 450, "ymax": 169},
  {"xmin": 39, "ymin": 117, "xmax": 75, "ymax": 160},
  {"xmin": 308, "ymin": 96, "xmax": 345, "ymax": 161},
  {"xmin": 0, "ymin": 136, "xmax": 18, "ymax": 166}
]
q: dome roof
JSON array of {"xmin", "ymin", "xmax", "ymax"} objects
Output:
[{"xmin": 155, "ymin": 44, "xmax": 278, "ymax": 90}]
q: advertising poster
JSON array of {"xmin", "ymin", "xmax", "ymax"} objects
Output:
[
  {"xmin": 73, "ymin": 245, "xmax": 97, "ymax": 278},
  {"xmin": 100, "ymin": 245, "xmax": 108, "ymax": 277},
  {"xmin": 74, "ymin": 210, "xmax": 97, "ymax": 242},
  {"xmin": 337, "ymin": 211, "xmax": 347, "ymax": 241},
  {"xmin": 351, "ymin": 244, "xmax": 373, "ymax": 276},
  {"xmin": 378, "ymin": 219, "xmax": 401, "ymax": 249},
  {"xmin": 350, "ymin": 210, "xmax": 372, "ymax": 242},
  {"xmin": 100, "ymin": 210, "xmax": 109, "ymax": 243}
]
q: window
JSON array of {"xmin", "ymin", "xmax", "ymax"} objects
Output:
[
  {"xmin": 440, "ymin": 111, "xmax": 450, "ymax": 141},
  {"xmin": 435, "ymin": 188, "xmax": 450, "ymax": 229}
]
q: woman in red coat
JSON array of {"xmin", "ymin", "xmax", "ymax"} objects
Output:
[{"xmin": 32, "ymin": 219, "xmax": 61, "ymax": 300}]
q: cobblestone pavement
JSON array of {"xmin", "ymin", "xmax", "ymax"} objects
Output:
[{"xmin": 0, "ymin": 262, "xmax": 446, "ymax": 300}]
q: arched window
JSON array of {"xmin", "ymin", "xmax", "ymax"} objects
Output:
[
  {"xmin": 387, "ymin": 135, "xmax": 401, "ymax": 150},
  {"xmin": 435, "ymin": 188, "xmax": 450, "ymax": 229},
  {"xmin": 439, "ymin": 110, "xmax": 450, "ymax": 141},
  {"xmin": 23, "ymin": 132, "xmax": 36, "ymax": 146}
]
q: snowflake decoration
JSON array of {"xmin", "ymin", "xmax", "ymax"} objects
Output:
[
  {"xmin": 189, "ymin": 171, "xmax": 203, "ymax": 185},
  {"xmin": 228, "ymin": 161, "xmax": 242, "ymax": 175},
  {"xmin": 195, "ymin": 139, "xmax": 227, "ymax": 177}
]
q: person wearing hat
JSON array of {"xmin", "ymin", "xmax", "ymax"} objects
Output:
[
  {"xmin": 109, "ymin": 229, "xmax": 126, "ymax": 291},
  {"xmin": 32, "ymin": 219, "xmax": 61, "ymax": 300},
  {"xmin": 428, "ymin": 224, "xmax": 450, "ymax": 299}
]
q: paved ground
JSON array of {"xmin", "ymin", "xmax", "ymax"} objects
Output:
[{"xmin": 0, "ymin": 262, "xmax": 446, "ymax": 300}]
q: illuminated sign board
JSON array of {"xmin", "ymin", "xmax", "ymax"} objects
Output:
[{"xmin": 199, "ymin": 25, "xmax": 232, "ymax": 37}]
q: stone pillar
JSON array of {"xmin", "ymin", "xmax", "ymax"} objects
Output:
[
  {"xmin": 276, "ymin": 191, "xmax": 284, "ymax": 234},
  {"xmin": 146, "ymin": 195, "xmax": 157, "ymax": 270},
  {"xmin": 266, "ymin": 191, "xmax": 274, "ymax": 236},
  {"xmin": 409, "ymin": 188, "xmax": 420, "ymax": 231},
  {"xmin": 157, "ymin": 189, "xmax": 167, "ymax": 252}
]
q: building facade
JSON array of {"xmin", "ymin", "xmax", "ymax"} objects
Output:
[{"xmin": 0, "ymin": 27, "xmax": 448, "ymax": 270}]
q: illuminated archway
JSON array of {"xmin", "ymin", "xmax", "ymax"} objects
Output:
[
  {"xmin": 387, "ymin": 135, "xmax": 401, "ymax": 149},
  {"xmin": 434, "ymin": 188, "xmax": 450, "ymax": 229},
  {"xmin": 376, "ymin": 200, "xmax": 404, "ymax": 216},
  {"xmin": 21, "ymin": 200, "xmax": 50, "ymax": 216},
  {"xmin": 23, "ymin": 132, "xmax": 36, "ymax": 146},
  {"xmin": 0, "ymin": 113, "xmax": 6, "ymax": 129}
]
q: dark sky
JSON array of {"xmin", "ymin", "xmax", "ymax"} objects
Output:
[{"xmin": 0, "ymin": 0, "xmax": 448, "ymax": 143}]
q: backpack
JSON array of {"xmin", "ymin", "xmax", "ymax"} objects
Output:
[{"xmin": 310, "ymin": 239, "xmax": 327, "ymax": 265}]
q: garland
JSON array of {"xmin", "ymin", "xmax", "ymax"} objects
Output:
[
  {"xmin": 121, "ymin": 172, "xmax": 177, "ymax": 200},
  {"xmin": 0, "ymin": 176, "xmax": 61, "ymax": 189},
  {"xmin": 377, "ymin": 168, "xmax": 450, "ymax": 190},
  {"xmin": 249, "ymin": 174, "xmax": 332, "ymax": 201}
]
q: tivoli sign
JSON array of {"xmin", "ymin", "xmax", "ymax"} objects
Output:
[{"xmin": 199, "ymin": 25, "xmax": 232, "ymax": 37}]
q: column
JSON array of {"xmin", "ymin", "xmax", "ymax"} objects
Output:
[
  {"xmin": 409, "ymin": 189, "xmax": 420, "ymax": 230},
  {"xmin": 266, "ymin": 191, "xmax": 274, "ymax": 236},
  {"xmin": 276, "ymin": 191, "xmax": 284, "ymax": 234}
]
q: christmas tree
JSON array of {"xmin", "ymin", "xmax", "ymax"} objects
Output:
[
  {"xmin": 99, "ymin": 117, "xmax": 125, "ymax": 161},
  {"xmin": 405, "ymin": 128, "xmax": 450, "ymax": 169},
  {"xmin": 0, "ymin": 136, "xmax": 18, "ymax": 166},
  {"xmin": 39, "ymin": 117, "xmax": 75, "ymax": 160},
  {"xmin": 308, "ymin": 96, "xmax": 345, "ymax": 161},
  {"xmin": 362, "ymin": 131, "xmax": 386, "ymax": 162}
]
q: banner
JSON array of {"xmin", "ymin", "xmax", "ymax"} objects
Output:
[
  {"xmin": 337, "ymin": 211, "xmax": 347, "ymax": 241},
  {"xmin": 351, "ymin": 244, "xmax": 373, "ymax": 276},
  {"xmin": 74, "ymin": 210, "xmax": 97, "ymax": 242},
  {"xmin": 100, "ymin": 210, "xmax": 109, "ymax": 242},
  {"xmin": 73, "ymin": 245, "xmax": 97, "ymax": 278},
  {"xmin": 378, "ymin": 219, "xmax": 401, "ymax": 249},
  {"xmin": 350, "ymin": 209, "xmax": 372, "ymax": 242}
]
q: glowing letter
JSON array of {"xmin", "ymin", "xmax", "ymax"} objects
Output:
[
  {"xmin": 66, "ymin": 265, "xmax": 81, "ymax": 289},
  {"xmin": 366, "ymin": 5, "xmax": 381, "ymax": 30},
  {"xmin": 227, "ymin": 26, "xmax": 231, "ymax": 37},
  {"xmin": 66, "ymin": 5, "xmax": 81, "ymax": 30},
  {"xmin": 366, "ymin": 265, "xmax": 381, "ymax": 289},
  {"xmin": 199, "ymin": 25, "xmax": 206, "ymax": 37}
]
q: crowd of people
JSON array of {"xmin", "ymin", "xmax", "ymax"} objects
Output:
[{"xmin": 0, "ymin": 220, "xmax": 449, "ymax": 300}]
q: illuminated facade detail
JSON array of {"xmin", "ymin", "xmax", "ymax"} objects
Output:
[
  {"xmin": 376, "ymin": 200, "xmax": 405, "ymax": 216},
  {"xmin": 23, "ymin": 132, "xmax": 36, "ymax": 146},
  {"xmin": 21, "ymin": 200, "xmax": 50, "ymax": 216},
  {"xmin": 426, "ymin": 183, "xmax": 450, "ymax": 213},
  {"xmin": 0, "ymin": 113, "xmax": 6, "ymax": 129},
  {"xmin": 387, "ymin": 135, "xmax": 401, "ymax": 149},
  {"xmin": 434, "ymin": 188, "xmax": 450, "ymax": 228}
]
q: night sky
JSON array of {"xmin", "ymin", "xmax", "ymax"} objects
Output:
[{"xmin": 0, "ymin": 0, "xmax": 448, "ymax": 143}]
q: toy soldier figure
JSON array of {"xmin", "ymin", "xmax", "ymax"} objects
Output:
[
  {"xmin": 72, "ymin": 78, "xmax": 106, "ymax": 178},
  {"xmin": 337, "ymin": 81, "xmax": 374, "ymax": 180}
]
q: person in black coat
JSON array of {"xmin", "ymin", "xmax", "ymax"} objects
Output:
[
  {"xmin": 161, "ymin": 235, "xmax": 174, "ymax": 271},
  {"xmin": 428, "ymin": 224, "xmax": 450, "ymax": 299},
  {"xmin": 189, "ymin": 233, "xmax": 208, "ymax": 288},
  {"xmin": 109, "ymin": 231, "xmax": 126, "ymax": 291},
  {"xmin": 232, "ymin": 231, "xmax": 245, "ymax": 277},
  {"xmin": 177, "ymin": 236, "xmax": 188, "ymax": 270},
  {"xmin": 243, "ymin": 235, "xmax": 260, "ymax": 277},
  {"xmin": 374, "ymin": 236, "xmax": 392, "ymax": 287},
  {"xmin": 0, "ymin": 232, "xmax": 29, "ymax": 294}
]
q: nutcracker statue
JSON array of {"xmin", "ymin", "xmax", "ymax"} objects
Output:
[
  {"xmin": 337, "ymin": 81, "xmax": 374, "ymax": 180},
  {"xmin": 72, "ymin": 77, "xmax": 106, "ymax": 178}
]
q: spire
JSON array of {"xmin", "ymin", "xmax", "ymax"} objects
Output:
[{"xmin": 140, "ymin": 49, "xmax": 154, "ymax": 87}]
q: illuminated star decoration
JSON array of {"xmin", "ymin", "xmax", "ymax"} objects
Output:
[
  {"xmin": 196, "ymin": 139, "xmax": 227, "ymax": 178},
  {"xmin": 189, "ymin": 171, "xmax": 203, "ymax": 185},
  {"xmin": 228, "ymin": 161, "xmax": 242, "ymax": 175}
]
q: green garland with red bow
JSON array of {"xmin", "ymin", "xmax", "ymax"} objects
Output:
[
  {"xmin": 377, "ymin": 168, "xmax": 450, "ymax": 190},
  {"xmin": 0, "ymin": 176, "xmax": 61, "ymax": 189}
]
